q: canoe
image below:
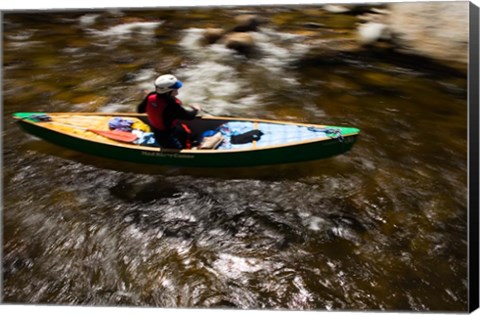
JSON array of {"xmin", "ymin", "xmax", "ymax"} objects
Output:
[{"xmin": 13, "ymin": 112, "xmax": 360, "ymax": 168}]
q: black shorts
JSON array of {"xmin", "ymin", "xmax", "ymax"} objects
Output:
[{"xmin": 153, "ymin": 124, "xmax": 190, "ymax": 149}]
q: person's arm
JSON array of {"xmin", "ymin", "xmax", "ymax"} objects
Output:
[
  {"xmin": 137, "ymin": 92, "xmax": 155, "ymax": 113},
  {"xmin": 172, "ymin": 98, "xmax": 200, "ymax": 120}
]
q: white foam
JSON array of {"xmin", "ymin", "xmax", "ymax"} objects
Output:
[
  {"xmin": 179, "ymin": 61, "xmax": 246, "ymax": 104},
  {"xmin": 6, "ymin": 31, "xmax": 34, "ymax": 41},
  {"xmin": 90, "ymin": 21, "xmax": 163, "ymax": 40},
  {"xmin": 79, "ymin": 14, "xmax": 100, "ymax": 26},
  {"xmin": 98, "ymin": 103, "xmax": 129, "ymax": 113},
  {"xmin": 307, "ymin": 216, "xmax": 327, "ymax": 231},
  {"xmin": 213, "ymin": 253, "xmax": 265, "ymax": 279},
  {"xmin": 172, "ymin": 27, "xmax": 312, "ymax": 114},
  {"xmin": 252, "ymin": 29, "xmax": 309, "ymax": 74},
  {"xmin": 178, "ymin": 28, "xmax": 204, "ymax": 50},
  {"xmin": 132, "ymin": 68, "xmax": 156, "ymax": 83},
  {"xmin": 357, "ymin": 22, "xmax": 389, "ymax": 45}
]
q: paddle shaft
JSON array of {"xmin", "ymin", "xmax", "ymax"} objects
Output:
[
  {"xmin": 201, "ymin": 108, "xmax": 215, "ymax": 116},
  {"xmin": 183, "ymin": 104, "xmax": 215, "ymax": 116}
]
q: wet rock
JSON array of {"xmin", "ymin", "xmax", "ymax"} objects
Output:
[
  {"xmin": 121, "ymin": 72, "xmax": 137, "ymax": 83},
  {"xmin": 223, "ymin": 32, "xmax": 255, "ymax": 54},
  {"xmin": 303, "ymin": 38, "xmax": 363, "ymax": 60},
  {"xmin": 232, "ymin": 14, "xmax": 267, "ymax": 32},
  {"xmin": 358, "ymin": 7, "xmax": 391, "ymax": 23},
  {"xmin": 386, "ymin": 2, "xmax": 468, "ymax": 72},
  {"xmin": 371, "ymin": 7, "xmax": 391, "ymax": 15},
  {"xmin": 203, "ymin": 28, "xmax": 225, "ymax": 44},
  {"xmin": 119, "ymin": 17, "xmax": 147, "ymax": 24},
  {"xmin": 358, "ymin": 13, "xmax": 383, "ymax": 23}
]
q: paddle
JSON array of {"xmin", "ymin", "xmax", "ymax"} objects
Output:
[
  {"xmin": 200, "ymin": 108, "xmax": 215, "ymax": 116},
  {"xmin": 185, "ymin": 104, "xmax": 220, "ymax": 117},
  {"xmin": 87, "ymin": 129, "xmax": 138, "ymax": 143},
  {"xmin": 48, "ymin": 121, "xmax": 138, "ymax": 143}
]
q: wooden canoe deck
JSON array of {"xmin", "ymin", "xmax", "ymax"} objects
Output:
[{"xmin": 43, "ymin": 114, "xmax": 146, "ymax": 146}]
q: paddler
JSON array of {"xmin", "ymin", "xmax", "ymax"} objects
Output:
[{"xmin": 137, "ymin": 74, "xmax": 201, "ymax": 149}]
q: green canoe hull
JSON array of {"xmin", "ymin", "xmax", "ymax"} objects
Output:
[{"xmin": 15, "ymin": 113, "xmax": 359, "ymax": 168}]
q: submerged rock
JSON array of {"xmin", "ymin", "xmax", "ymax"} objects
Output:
[
  {"xmin": 200, "ymin": 14, "xmax": 267, "ymax": 54},
  {"xmin": 203, "ymin": 28, "xmax": 225, "ymax": 44},
  {"xmin": 223, "ymin": 32, "xmax": 255, "ymax": 54},
  {"xmin": 232, "ymin": 14, "xmax": 268, "ymax": 32},
  {"xmin": 303, "ymin": 38, "xmax": 363, "ymax": 61}
]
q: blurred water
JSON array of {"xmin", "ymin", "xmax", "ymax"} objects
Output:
[{"xmin": 2, "ymin": 6, "xmax": 469, "ymax": 312}]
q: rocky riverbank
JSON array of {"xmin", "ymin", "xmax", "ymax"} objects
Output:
[{"xmin": 198, "ymin": 2, "xmax": 469, "ymax": 74}]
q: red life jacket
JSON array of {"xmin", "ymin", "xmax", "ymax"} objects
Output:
[
  {"xmin": 145, "ymin": 94, "xmax": 192, "ymax": 148},
  {"xmin": 145, "ymin": 93, "xmax": 177, "ymax": 131}
]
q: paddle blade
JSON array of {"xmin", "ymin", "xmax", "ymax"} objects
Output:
[{"xmin": 88, "ymin": 129, "xmax": 138, "ymax": 143}]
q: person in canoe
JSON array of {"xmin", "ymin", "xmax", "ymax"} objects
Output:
[{"xmin": 137, "ymin": 74, "xmax": 201, "ymax": 149}]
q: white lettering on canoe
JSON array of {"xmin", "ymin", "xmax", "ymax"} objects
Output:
[{"xmin": 141, "ymin": 151, "xmax": 195, "ymax": 159}]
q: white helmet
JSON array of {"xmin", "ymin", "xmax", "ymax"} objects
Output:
[{"xmin": 154, "ymin": 74, "xmax": 183, "ymax": 94}]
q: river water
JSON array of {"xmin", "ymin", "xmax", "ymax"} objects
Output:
[{"xmin": 2, "ymin": 5, "xmax": 469, "ymax": 312}]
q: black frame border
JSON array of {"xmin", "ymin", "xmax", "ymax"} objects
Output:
[{"xmin": 469, "ymin": 1, "xmax": 480, "ymax": 313}]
